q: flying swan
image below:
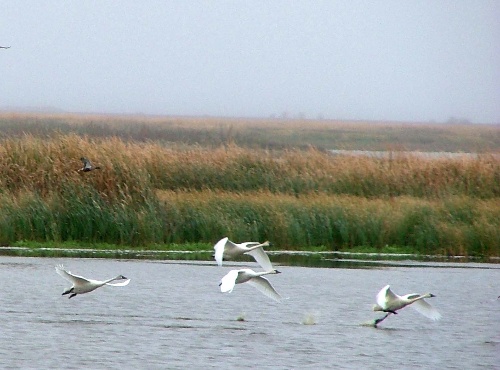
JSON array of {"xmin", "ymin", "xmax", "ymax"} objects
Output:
[
  {"xmin": 214, "ymin": 237, "xmax": 273, "ymax": 270},
  {"xmin": 78, "ymin": 157, "xmax": 101, "ymax": 172},
  {"xmin": 55, "ymin": 265, "xmax": 130, "ymax": 299},
  {"xmin": 219, "ymin": 268, "xmax": 283, "ymax": 302},
  {"xmin": 371, "ymin": 284, "xmax": 441, "ymax": 326}
]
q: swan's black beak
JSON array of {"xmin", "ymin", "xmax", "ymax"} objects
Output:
[
  {"xmin": 430, "ymin": 293, "xmax": 436, "ymax": 297},
  {"xmin": 275, "ymin": 270, "xmax": 282, "ymax": 274}
]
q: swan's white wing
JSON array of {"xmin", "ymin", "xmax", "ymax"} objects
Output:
[
  {"xmin": 225, "ymin": 240, "xmax": 261, "ymax": 251},
  {"xmin": 247, "ymin": 276, "xmax": 283, "ymax": 303},
  {"xmin": 220, "ymin": 270, "xmax": 239, "ymax": 293},
  {"xmin": 224, "ymin": 239, "xmax": 252, "ymax": 253},
  {"xmin": 246, "ymin": 247, "xmax": 273, "ymax": 272},
  {"xmin": 223, "ymin": 239, "xmax": 240, "ymax": 248},
  {"xmin": 214, "ymin": 237, "xmax": 229, "ymax": 266},
  {"xmin": 55, "ymin": 265, "xmax": 90, "ymax": 285},
  {"xmin": 376, "ymin": 285, "xmax": 398, "ymax": 309},
  {"xmin": 410, "ymin": 299, "xmax": 442, "ymax": 321}
]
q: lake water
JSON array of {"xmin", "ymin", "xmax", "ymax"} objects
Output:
[
  {"xmin": 329, "ymin": 149, "xmax": 500, "ymax": 160},
  {"xmin": 0, "ymin": 256, "xmax": 498, "ymax": 369}
]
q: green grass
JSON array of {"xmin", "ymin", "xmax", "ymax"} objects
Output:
[
  {"xmin": 0, "ymin": 189, "xmax": 498, "ymax": 257},
  {"xmin": 0, "ymin": 115, "xmax": 497, "ymax": 259},
  {"xmin": 10, "ymin": 240, "xmax": 211, "ymax": 251}
]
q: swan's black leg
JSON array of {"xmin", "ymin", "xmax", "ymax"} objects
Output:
[
  {"xmin": 62, "ymin": 287, "xmax": 74, "ymax": 296},
  {"xmin": 384, "ymin": 310, "xmax": 397, "ymax": 315},
  {"xmin": 374, "ymin": 313, "xmax": 391, "ymax": 327},
  {"xmin": 69, "ymin": 293, "xmax": 77, "ymax": 299}
]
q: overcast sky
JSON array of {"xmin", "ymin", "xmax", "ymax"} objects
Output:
[{"xmin": 1, "ymin": 1, "xmax": 499, "ymax": 123}]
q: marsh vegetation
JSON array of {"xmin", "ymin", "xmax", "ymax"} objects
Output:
[{"xmin": 0, "ymin": 112, "xmax": 498, "ymax": 257}]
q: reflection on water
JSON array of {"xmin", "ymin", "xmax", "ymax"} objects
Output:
[
  {"xmin": 1, "ymin": 246, "xmax": 497, "ymax": 268},
  {"xmin": 0, "ymin": 257, "xmax": 498, "ymax": 369}
]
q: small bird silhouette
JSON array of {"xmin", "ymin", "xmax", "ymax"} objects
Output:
[
  {"xmin": 0, "ymin": 46, "xmax": 10, "ymax": 49},
  {"xmin": 78, "ymin": 157, "xmax": 101, "ymax": 172}
]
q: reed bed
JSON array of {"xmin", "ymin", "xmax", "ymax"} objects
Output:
[
  {"xmin": 0, "ymin": 134, "xmax": 498, "ymax": 198},
  {"xmin": 0, "ymin": 133, "xmax": 498, "ymax": 256},
  {"xmin": 1, "ymin": 112, "xmax": 498, "ymax": 152},
  {"xmin": 156, "ymin": 191, "xmax": 500, "ymax": 256},
  {"xmin": 0, "ymin": 189, "xmax": 498, "ymax": 256}
]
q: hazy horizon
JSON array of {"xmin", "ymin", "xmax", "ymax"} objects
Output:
[{"xmin": 1, "ymin": 2, "xmax": 499, "ymax": 124}]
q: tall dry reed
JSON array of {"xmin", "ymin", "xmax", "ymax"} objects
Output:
[
  {"xmin": 0, "ymin": 134, "xmax": 498, "ymax": 255},
  {"xmin": 2, "ymin": 135, "xmax": 498, "ymax": 198}
]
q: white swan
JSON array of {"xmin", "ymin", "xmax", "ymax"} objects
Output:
[
  {"xmin": 219, "ymin": 268, "xmax": 283, "ymax": 302},
  {"xmin": 55, "ymin": 265, "xmax": 130, "ymax": 299},
  {"xmin": 214, "ymin": 237, "xmax": 273, "ymax": 270},
  {"xmin": 372, "ymin": 285, "xmax": 441, "ymax": 325}
]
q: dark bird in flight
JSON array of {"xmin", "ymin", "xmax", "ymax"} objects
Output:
[
  {"xmin": 0, "ymin": 46, "xmax": 10, "ymax": 49},
  {"xmin": 78, "ymin": 157, "xmax": 101, "ymax": 172}
]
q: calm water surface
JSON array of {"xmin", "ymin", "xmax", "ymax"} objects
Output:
[{"xmin": 0, "ymin": 257, "xmax": 498, "ymax": 369}]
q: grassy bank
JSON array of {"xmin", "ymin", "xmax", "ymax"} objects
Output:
[
  {"xmin": 0, "ymin": 119, "xmax": 498, "ymax": 258},
  {"xmin": 0, "ymin": 190, "xmax": 498, "ymax": 256},
  {"xmin": 0, "ymin": 133, "xmax": 498, "ymax": 257}
]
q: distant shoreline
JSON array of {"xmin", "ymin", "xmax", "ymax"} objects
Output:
[
  {"xmin": 1, "ymin": 245, "xmax": 498, "ymax": 266},
  {"xmin": 330, "ymin": 149, "xmax": 500, "ymax": 159}
]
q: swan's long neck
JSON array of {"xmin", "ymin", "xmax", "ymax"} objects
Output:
[
  {"xmin": 408, "ymin": 293, "xmax": 433, "ymax": 304},
  {"xmin": 247, "ymin": 241, "xmax": 270, "ymax": 251},
  {"xmin": 102, "ymin": 276, "xmax": 124, "ymax": 284},
  {"xmin": 254, "ymin": 269, "xmax": 279, "ymax": 277}
]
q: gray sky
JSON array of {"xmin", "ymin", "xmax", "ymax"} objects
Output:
[{"xmin": 1, "ymin": 1, "xmax": 499, "ymax": 123}]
